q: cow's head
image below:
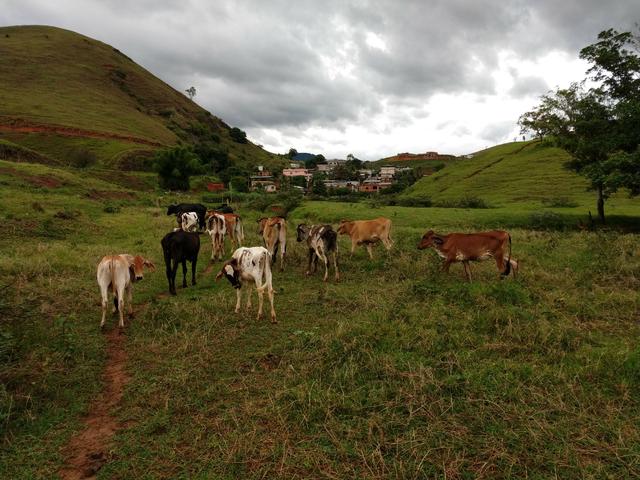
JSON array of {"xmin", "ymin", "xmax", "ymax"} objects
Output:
[
  {"xmin": 167, "ymin": 204, "xmax": 178, "ymax": 216},
  {"xmin": 417, "ymin": 230, "xmax": 444, "ymax": 250},
  {"xmin": 336, "ymin": 220, "xmax": 352, "ymax": 235},
  {"xmin": 296, "ymin": 224, "xmax": 309, "ymax": 242},
  {"xmin": 215, "ymin": 258, "xmax": 241, "ymax": 289},
  {"xmin": 256, "ymin": 217, "xmax": 268, "ymax": 235},
  {"xmin": 128, "ymin": 255, "xmax": 155, "ymax": 282}
]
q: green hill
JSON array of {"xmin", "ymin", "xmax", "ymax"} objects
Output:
[
  {"xmin": 0, "ymin": 25, "xmax": 284, "ymax": 171},
  {"xmin": 402, "ymin": 141, "xmax": 594, "ymax": 207}
]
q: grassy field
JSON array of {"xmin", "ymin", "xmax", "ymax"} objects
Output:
[
  {"xmin": 0, "ymin": 25, "xmax": 284, "ymax": 170},
  {"xmin": 1, "ymin": 159, "xmax": 639, "ymax": 478}
]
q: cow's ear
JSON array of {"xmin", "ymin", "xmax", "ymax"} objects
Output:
[{"xmin": 143, "ymin": 259, "xmax": 156, "ymax": 271}]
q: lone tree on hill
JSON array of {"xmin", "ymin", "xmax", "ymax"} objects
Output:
[
  {"xmin": 519, "ymin": 28, "xmax": 640, "ymax": 223},
  {"xmin": 230, "ymin": 127, "xmax": 247, "ymax": 144},
  {"xmin": 185, "ymin": 86, "xmax": 196, "ymax": 100}
]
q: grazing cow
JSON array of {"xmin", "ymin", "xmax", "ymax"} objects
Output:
[
  {"xmin": 206, "ymin": 210, "xmax": 245, "ymax": 251},
  {"xmin": 205, "ymin": 212, "xmax": 226, "ymax": 261},
  {"xmin": 97, "ymin": 254, "xmax": 155, "ymax": 329},
  {"xmin": 296, "ymin": 224, "xmax": 339, "ymax": 282},
  {"xmin": 177, "ymin": 212, "xmax": 199, "ymax": 232},
  {"xmin": 257, "ymin": 216, "xmax": 287, "ymax": 271},
  {"xmin": 215, "ymin": 204, "xmax": 234, "ymax": 214},
  {"xmin": 161, "ymin": 230, "xmax": 200, "ymax": 295},
  {"xmin": 417, "ymin": 229, "xmax": 515, "ymax": 281},
  {"xmin": 215, "ymin": 247, "xmax": 276, "ymax": 323},
  {"xmin": 167, "ymin": 203, "xmax": 207, "ymax": 229},
  {"xmin": 337, "ymin": 218, "xmax": 393, "ymax": 259}
]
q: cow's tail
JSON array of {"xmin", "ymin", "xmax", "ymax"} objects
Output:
[
  {"xmin": 325, "ymin": 229, "xmax": 338, "ymax": 252},
  {"xmin": 236, "ymin": 218, "xmax": 244, "ymax": 245},
  {"xmin": 502, "ymin": 234, "xmax": 512, "ymax": 277},
  {"xmin": 257, "ymin": 251, "xmax": 272, "ymax": 293}
]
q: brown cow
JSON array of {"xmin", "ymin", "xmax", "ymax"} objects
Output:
[
  {"xmin": 337, "ymin": 218, "xmax": 393, "ymax": 259},
  {"xmin": 417, "ymin": 230, "xmax": 516, "ymax": 281},
  {"xmin": 257, "ymin": 216, "xmax": 287, "ymax": 271},
  {"xmin": 206, "ymin": 210, "xmax": 245, "ymax": 252}
]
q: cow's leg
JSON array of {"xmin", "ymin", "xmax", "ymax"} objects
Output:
[
  {"xmin": 235, "ymin": 288, "xmax": 242, "ymax": 314},
  {"xmin": 268, "ymin": 286, "xmax": 276, "ymax": 323},
  {"xmin": 495, "ymin": 253, "xmax": 509, "ymax": 278},
  {"xmin": 317, "ymin": 250, "xmax": 329, "ymax": 282},
  {"xmin": 171, "ymin": 259, "xmax": 180, "ymax": 294},
  {"xmin": 116, "ymin": 286, "xmax": 125, "ymax": 328},
  {"xmin": 382, "ymin": 236, "xmax": 393, "ymax": 251},
  {"xmin": 463, "ymin": 261, "xmax": 472, "ymax": 282},
  {"xmin": 306, "ymin": 250, "xmax": 315, "ymax": 276},
  {"xmin": 210, "ymin": 237, "xmax": 216, "ymax": 261},
  {"xmin": 332, "ymin": 251, "xmax": 340, "ymax": 281},
  {"xmin": 350, "ymin": 240, "xmax": 356, "ymax": 257},
  {"xmin": 126, "ymin": 284, "xmax": 133, "ymax": 316},
  {"xmin": 366, "ymin": 244, "xmax": 374, "ymax": 260},
  {"xmin": 100, "ymin": 285, "xmax": 109, "ymax": 329},
  {"xmin": 181, "ymin": 260, "xmax": 188, "ymax": 288},
  {"xmin": 191, "ymin": 258, "xmax": 197, "ymax": 286},
  {"xmin": 246, "ymin": 285, "xmax": 253, "ymax": 311},
  {"xmin": 279, "ymin": 246, "xmax": 285, "ymax": 272},
  {"xmin": 442, "ymin": 259, "xmax": 452, "ymax": 274},
  {"xmin": 255, "ymin": 282, "xmax": 264, "ymax": 320}
]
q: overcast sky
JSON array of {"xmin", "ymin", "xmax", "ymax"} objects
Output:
[{"xmin": 3, "ymin": 1, "xmax": 640, "ymax": 159}]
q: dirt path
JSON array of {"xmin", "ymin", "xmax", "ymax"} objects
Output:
[
  {"xmin": 58, "ymin": 327, "xmax": 128, "ymax": 480},
  {"xmin": 0, "ymin": 118, "xmax": 164, "ymax": 147},
  {"xmin": 58, "ymin": 261, "xmax": 217, "ymax": 478}
]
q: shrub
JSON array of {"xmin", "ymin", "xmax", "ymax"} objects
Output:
[
  {"xmin": 527, "ymin": 211, "xmax": 570, "ymax": 230},
  {"xmin": 229, "ymin": 127, "xmax": 247, "ymax": 144},
  {"xmin": 103, "ymin": 203, "xmax": 121, "ymax": 213},
  {"xmin": 397, "ymin": 196, "xmax": 432, "ymax": 207},
  {"xmin": 542, "ymin": 196, "xmax": 579, "ymax": 208},
  {"xmin": 433, "ymin": 196, "xmax": 490, "ymax": 209},
  {"xmin": 68, "ymin": 148, "xmax": 97, "ymax": 168}
]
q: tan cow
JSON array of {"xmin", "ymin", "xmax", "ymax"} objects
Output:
[
  {"xmin": 97, "ymin": 254, "xmax": 155, "ymax": 329},
  {"xmin": 257, "ymin": 216, "xmax": 287, "ymax": 271},
  {"xmin": 337, "ymin": 218, "xmax": 393, "ymax": 259},
  {"xmin": 417, "ymin": 229, "xmax": 517, "ymax": 281},
  {"xmin": 206, "ymin": 210, "xmax": 245, "ymax": 254}
]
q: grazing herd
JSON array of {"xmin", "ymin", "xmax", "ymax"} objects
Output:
[{"xmin": 96, "ymin": 202, "xmax": 518, "ymax": 329}]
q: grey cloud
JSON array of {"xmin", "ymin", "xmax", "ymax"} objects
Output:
[
  {"xmin": 479, "ymin": 120, "xmax": 516, "ymax": 142},
  {"xmin": 509, "ymin": 75, "xmax": 549, "ymax": 98}
]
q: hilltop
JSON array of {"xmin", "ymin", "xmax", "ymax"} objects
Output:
[
  {"xmin": 0, "ymin": 25, "xmax": 284, "ymax": 171},
  {"xmin": 400, "ymin": 140, "xmax": 632, "ymax": 209}
]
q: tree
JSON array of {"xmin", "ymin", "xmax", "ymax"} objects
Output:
[
  {"xmin": 185, "ymin": 86, "xmax": 196, "ymax": 100},
  {"xmin": 230, "ymin": 176, "xmax": 249, "ymax": 192},
  {"xmin": 314, "ymin": 154, "xmax": 327, "ymax": 164},
  {"xmin": 288, "ymin": 148, "xmax": 298, "ymax": 159},
  {"xmin": 519, "ymin": 28, "xmax": 640, "ymax": 223},
  {"xmin": 154, "ymin": 146, "xmax": 203, "ymax": 191},
  {"xmin": 229, "ymin": 127, "xmax": 247, "ymax": 144},
  {"xmin": 311, "ymin": 172, "xmax": 327, "ymax": 196}
]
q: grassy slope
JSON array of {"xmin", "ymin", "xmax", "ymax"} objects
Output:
[
  {"xmin": 402, "ymin": 141, "xmax": 638, "ymax": 212},
  {"xmin": 1, "ymin": 160, "xmax": 639, "ymax": 478},
  {"xmin": 0, "ymin": 25, "xmax": 283, "ymax": 170}
]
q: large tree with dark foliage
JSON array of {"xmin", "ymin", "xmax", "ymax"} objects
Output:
[
  {"xmin": 154, "ymin": 146, "xmax": 203, "ymax": 191},
  {"xmin": 519, "ymin": 28, "xmax": 640, "ymax": 223}
]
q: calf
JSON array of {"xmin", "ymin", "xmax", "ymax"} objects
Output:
[
  {"xmin": 178, "ymin": 212, "xmax": 199, "ymax": 232},
  {"xmin": 215, "ymin": 247, "xmax": 276, "ymax": 323},
  {"xmin": 417, "ymin": 229, "xmax": 515, "ymax": 282},
  {"xmin": 167, "ymin": 203, "xmax": 207, "ymax": 229},
  {"xmin": 337, "ymin": 217, "xmax": 393, "ymax": 259},
  {"xmin": 257, "ymin": 216, "xmax": 287, "ymax": 271},
  {"xmin": 296, "ymin": 224, "xmax": 339, "ymax": 282},
  {"xmin": 205, "ymin": 212, "xmax": 226, "ymax": 261},
  {"xmin": 207, "ymin": 210, "xmax": 245, "ymax": 251},
  {"xmin": 97, "ymin": 254, "xmax": 155, "ymax": 329},
  {"xmin": 161, "ymin": 230, "xmax": 200, "ymax": 295}
]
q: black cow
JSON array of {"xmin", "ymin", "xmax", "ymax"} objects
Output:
[
  {"xmin": 161, "ymin": 230, "xmax": 200, "ymax": 295},
  {"xmin": 167, "ymin": 203, "xmax": 207, "ymax": 229}
]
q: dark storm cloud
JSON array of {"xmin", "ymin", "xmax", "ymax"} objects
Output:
[{"xmin": 3, "ymin": 0, "xmax": 640, "ymax": 136}]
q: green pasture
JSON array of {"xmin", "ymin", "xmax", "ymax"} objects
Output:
[{"xmin": 1, "ymin": 160, "xmax": 639, "ymax": 478}]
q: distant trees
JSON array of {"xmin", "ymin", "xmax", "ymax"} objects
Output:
[
  {"xmin": 154, "ymin": 146, "xmax": 203, "ymax": 191},
  {"xmin": 229, "ymin": 127, "xmax": 247, "ymax": 144},
  {"xmin": 287, "ymin": 148, "xmax": 298, "ymax": 159},
  {"xmin": 519, "ymin": 28, "xmax": 640, "ymax": 223},
  {"xmin": 185, "ymin": 86, "xmax": 196, "ymax": 100}
]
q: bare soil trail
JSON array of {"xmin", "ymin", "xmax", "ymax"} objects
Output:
[
  {"xmin": 58, "ymin": 259, "xmax": 218, "ymax": 478},
  {"xmin": 58, "ymin": 327, "xmax": 128, "ymax": 480},
  {"xmin": 0, "ymin": 118, "xmax": 164, "ymax": 147}
]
